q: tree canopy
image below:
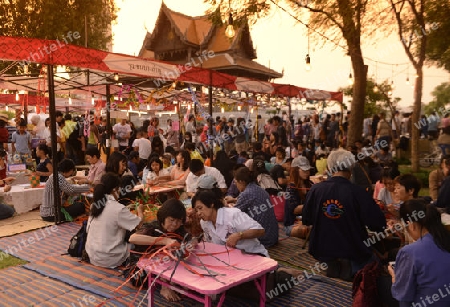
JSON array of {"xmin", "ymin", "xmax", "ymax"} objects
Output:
[
  {"xmin": 425, "ymin": 2, "xmax": 450, "ymax": 72},
  {"xmin": 0, "ymin": 0, "xmax": 117, "ymax": 73},
  {"xmin": 424, "ymin": 82, "xmax": 450, "ymax": 114},
  {"xmin": 340, "ymin": 78, "xmax": 400, "ymax": 118}
]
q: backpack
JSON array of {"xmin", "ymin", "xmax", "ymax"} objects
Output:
[
  {"xmin": 352, "ymin": 260, "xmax": 384, "ymax": 307},
  {"xmin": 68, "ymin": 220, "xmax": 88, "ymax": 257}
]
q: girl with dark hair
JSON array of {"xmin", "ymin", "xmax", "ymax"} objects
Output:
[
  {"xmin": 284, "ymin": 156, "xmax": 313, "ymax": 238},
  {"xmin": 270, "ymin": 146, "xmax": 287, "ymax": 165},
  {"xmin": 105, "ymin": 151, "xmax": 128, "ymax": 176},
  {"xmin": 377, "ymin": 167, "xmax": 401, "ymax": 208},
  {"xmin": 233, "ymin": 167, "xmax": 279, "ymax": 248},
  {"xmin": 388, "ymin": 199, "xmax": 450, "ymax": 306},
  {"xmin": 128, "ymin": 198, "xmax": 189, "ymax": 301},
  {"xmin": 167, "ymin": 150, "xmax": 191, "ymax": 185},
  {"xmin": 181, "ymin": 131, "xmax": 193, "ymax": 149},
  {"xmin": 35, "ymin": 143, "xmax": 52, "ymax": 182},
  {"xmin": 143, "ymin": 157, "xmax": 171, "ymax": 186},
  {"xmin": 85, "ymin": 172, "xmax": 143, "ymax": 268},
  {"xmin": 269, "ymin": 131, "xmax": 280, "ymax": 155},
  {"xmin": 40, "ymin": 159, "xmax": 90, "ymax": 221}
]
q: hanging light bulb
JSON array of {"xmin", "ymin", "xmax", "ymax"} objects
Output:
[
  {"xmin": 15, "ymin": 93, "xmax": 19, "ymax": 101},
  {"xmin": 69, "ymin": 97, "xmax": 72, "ymax": 105},
  {"xmin": 221, "ymin": 107, "xmax": 225, "ymax": 113},
  {"xmin": 237, "ymin": 105, "xmax": 241, "ymax": 111},
  {"xmin": 391, "ymin": 80, "xmax": 395, "ymax": 90},
  {"xmin": 305, "ymin": 54, "xmax": 311, "ymax": 71},
  {"xmin": 225, "ymin": 12, "xmax": 235, "ymax": 38},
  {"xmin": 91, "ymin": 97, "xmax": 95, "ymax": 106},
  {"xmin": 250, "ymin": 107, "xmax": 254, "ymax": 114},
  {"xmin": 348, "ymin": 72, "xmax": 354, "ymax": 85},
  {"xmin": 406, "ymin": 77, "xmax": 410, "ymax": 85},
  {"xmin": 113, "ymin": 73, "xmax": 119, "ymax": 82},
  {"xmin": 147, "ymin": 104, "xmax": 150, "ymax": 111},
  {"xmin": 373, "ymin": 85, "xmax": 379, "ymax": 93},
  {"xmin": 5, "ymin": 105, "xmax": 8, "ymax": 112}
]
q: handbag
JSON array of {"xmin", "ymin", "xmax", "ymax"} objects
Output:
[{"xmin": 67, "ymin": 219, "xmax": 92, "ymax": 259}]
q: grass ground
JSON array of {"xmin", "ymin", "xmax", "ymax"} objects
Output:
[{"xmin": 0, "ymin": 254, "xmax": 28, "ymax": 270}]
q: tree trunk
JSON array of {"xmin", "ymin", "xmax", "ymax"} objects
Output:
[
  {"xmin": 347, "ymin": 51, "xmax": 367, "ymax": 147},
  {"xmin": 411, "ymin": 68, "xmax": 423, "ymax": 172}
]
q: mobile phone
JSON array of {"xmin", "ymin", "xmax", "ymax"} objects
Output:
[{"xmin": 389, "ymin": 261, "xmax": 396, "ymax": 269}]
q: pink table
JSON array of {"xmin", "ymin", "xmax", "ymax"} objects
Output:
[{"xmin": 138, "ymin": 242, "xmax": 278, "ymax": 307}]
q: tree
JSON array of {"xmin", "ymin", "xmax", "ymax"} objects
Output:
[
  {"xmin": 425, "ymin": 2, "xmax": 450, "ymax": 72},
  {"xmin": 424, "ymin": 82, "xmax": 450, "ymax": 114},
  {"xmin": 205, "ymin": 0, "xmax": 392, "ymax": 147},
  {"xmin": 387, "ymin": 0, "xmax": 433, "ymax": 172},
  {"xmin": 339, "ymin": 78, "xmax": 400, "ymax": 119},
  {"xmin": 0, "ymin": 0, "xmax": 117, "ymax": 74}
]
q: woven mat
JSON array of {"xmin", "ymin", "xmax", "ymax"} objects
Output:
[
  {"xmin": 0, "ymin": 222, "xmax": 79, "ymax": 262},
  {"xmin": 0, "ymin": 266, "xmax": 128, "ymax": 307}
]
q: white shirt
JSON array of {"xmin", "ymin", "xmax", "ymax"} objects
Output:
[
  {"xmin": 113, "ymin": 123, "xmax": 132, "ymax": 146},
  {"xmin": 132, "ymin": 137, "xmax": 152, "ymax": 160},
  {"xmin": 144, "ymin": 167, "xmax": 171, "ymax": 184},
  {"xmin": 201, "ymin": 207, "xmax": 269, "ymax": 257},
  {"xmin": 85, "ymin": 195, "xmax": 141, "ymax": 268},
  {"xmin": 185, "ymin": 166, "xmax": 227, "ymax": 193}
]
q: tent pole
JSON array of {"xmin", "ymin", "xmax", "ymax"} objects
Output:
[
  {"xmin": 47, "ymin": 64, "xmax": 62, "ymax": 224},
  {"xmin": 106, "ymin": 84, "xmax": 111, "ymax": 161},
  {"xmin": 208, "ymin": 71, "xmax": 214, "ymax": 167}
]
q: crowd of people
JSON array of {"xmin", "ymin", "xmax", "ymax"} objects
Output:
[{"xmin": 1, "ymin": 109, "xmax": 450, "ymax": 305}]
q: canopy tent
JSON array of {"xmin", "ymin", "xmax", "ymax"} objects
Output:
[{"xmin": 0, "ymin": 36, "xmax": 343, "ymax": 102}]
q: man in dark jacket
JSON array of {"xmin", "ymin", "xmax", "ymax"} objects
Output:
[{"xmin": 303, "ymin": 149, "xmax": 386, "ymax": 281}]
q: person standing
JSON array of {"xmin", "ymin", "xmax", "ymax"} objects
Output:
[
  {"xmin": 113, "ymin": 119, "xmax": 132, "ymax": 153},
  {"xmin": 303, "ymin": 150, "xmax": 386, "ymax": 281},
  {"xmin": 11, "ymin": 119, "xmax": 31, "ymax": 156},
  {"xmin": 391, "ymin": 111, "xmax": 401, "ymax": 140}
]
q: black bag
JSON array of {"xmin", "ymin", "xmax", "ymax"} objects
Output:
[{"xmin": 68, "ymin": 220, "xmax": 88, "ymax": 257}]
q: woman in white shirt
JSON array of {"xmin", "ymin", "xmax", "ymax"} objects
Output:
[
  {"xmin": 192, "ymin": 190, "xmax": 268, "ymax": 256},
  {"xmin": 85, "ymin": 173, "xmax": 144, "ymax": 268}
]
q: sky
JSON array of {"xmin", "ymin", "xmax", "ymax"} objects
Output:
[{"xmin": 111, "ymin": 0, "xmax": 450, "ymax": 113}]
